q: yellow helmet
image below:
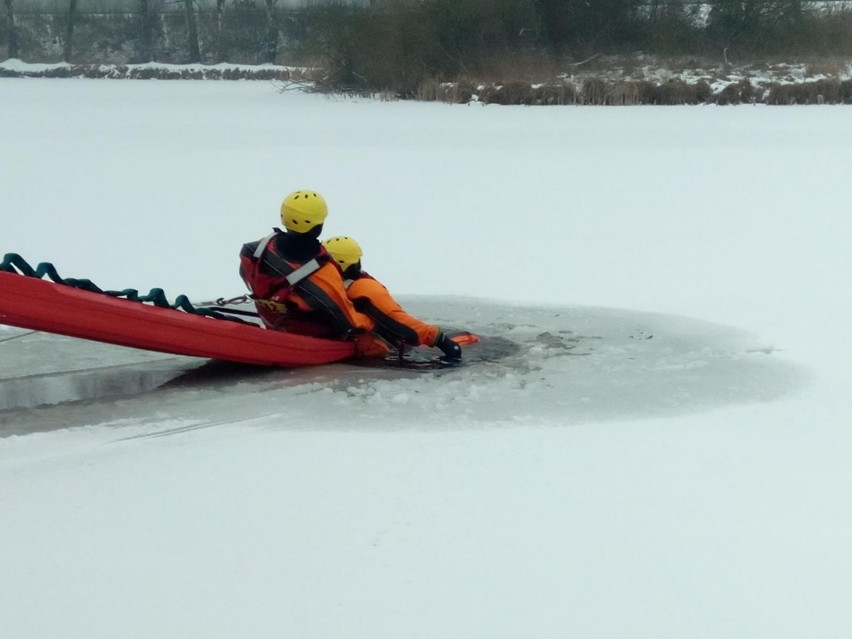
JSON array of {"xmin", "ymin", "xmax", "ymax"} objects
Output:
[
  {"xmin": 280, "ymin": 190, "xmax": 328, "ymax": 233},
  {"xmin": 323, "ymin": 236, "xmax": 363, "ymax": 272}
]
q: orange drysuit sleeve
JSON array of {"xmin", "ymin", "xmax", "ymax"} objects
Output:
[{"xmin": 346, "ymin": 275, "xmax": 439, "ymax": 347}]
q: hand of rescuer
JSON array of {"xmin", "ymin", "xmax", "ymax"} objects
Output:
[{"xmin": 434, "ymin": 331, "xmax": 462, "ymax": 360}]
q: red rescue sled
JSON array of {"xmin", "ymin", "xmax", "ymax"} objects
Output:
[{"xmin": 0, "ymin": 271, "xmax": 356, "ymax": 366}]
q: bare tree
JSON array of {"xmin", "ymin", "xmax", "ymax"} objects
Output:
[
  {"xmin": 533, "ymin": 0, "xmax": 642, "ymax": 53},
  {"xmin": 708, "ymin": 0, "xmax": 803, "ymax": 51},
  {"xmin": 4, "ymin": 0, "xmax": 18, "ymax": 60},
  {"xmin": 63, "ymin": 0, "xmax": 78, "ymax": 62},
  {"xmin": 183, "ymin": 0, "xmax": 200, "ymax": 62},
  {"xmin": 216, "ymin": 0, "xmax": 226, "ymax": 62},
  {"xmin": 785, "ymin": 0, "xmax": 804, "ymax": 26},
  {"xmin": 138, "ymin": 0, "xmax": 156, "ymax": 62},
  {"xmin": 264, "ymin": 0, "xmax": 278, "ymax": 64}
]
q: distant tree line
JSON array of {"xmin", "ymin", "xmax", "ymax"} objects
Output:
[
  {"xmin": 2, "ymin": 1, "xmax": 852, "ymax": 90},
  {"xmin": 1, "ymin": 0, "xmax": 297, "ymax": 64},
  {"xmin": 300, "ymin": 0, "xmax": 852, "ymax": 93}
]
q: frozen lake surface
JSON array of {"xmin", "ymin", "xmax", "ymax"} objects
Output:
[{"xmin": 1, "ymin": 80, "xmax": 851, "ymax": 638}]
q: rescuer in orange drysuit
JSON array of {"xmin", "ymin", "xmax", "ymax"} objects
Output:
[
  {"xmin": 239, "ymin": 190, "xmax": 379, "ymax": 348},
  {"xmin": 322, "ymin": 236, "xmax": 462, "ymax": 360}
]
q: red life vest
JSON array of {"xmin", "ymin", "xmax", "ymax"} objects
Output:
[{"xmin": 240, "ymin": 231, "xmax": 374, "ymax": 338}]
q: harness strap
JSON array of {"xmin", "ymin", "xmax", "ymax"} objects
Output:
[
  {"xmin": 249, "ymin": 235, "xmax": 331, "ymax": 302},
  {"xmin": 260, "ymin": 250, "xmax": 352, "ymax": 335},
  {"xmin": 253, "ymin": 232, "xmax": 278, "ymax": 259},
  {"xmin": 286, "ymin": 258, "xmax": 322, "ymax": 287},
  {"xmin": 252, "ymin": 232, "xmax": 325, "ymax": 288}
]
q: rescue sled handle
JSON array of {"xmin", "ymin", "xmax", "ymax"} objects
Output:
[{"xmin": 1, "ymin": 253, "xmax": 245, "ymax": 323}]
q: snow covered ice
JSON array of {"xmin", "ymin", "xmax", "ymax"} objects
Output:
[{"xmin": 1, "ymin": 80, "xmax": 851, "ymax": 638}]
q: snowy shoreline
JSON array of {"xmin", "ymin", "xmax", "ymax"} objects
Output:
[{"xmin": 3, "ymin": 57, "xmax": 851, "ymax": 105}]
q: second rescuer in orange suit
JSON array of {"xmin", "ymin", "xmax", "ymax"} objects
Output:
[{"xmin": 323, "ymin": 236, "xmax": 462, "ymax": 360}]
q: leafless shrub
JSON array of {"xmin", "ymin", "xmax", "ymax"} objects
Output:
[
  {"xmin": 713, "ymin": 79, "xmax": 756, "ymax": 105},
  {"xmin": 635, "ymin": 81, "xmax": 662, "ymax": 104},
  {"xmin": 498, "ymin": 81, "xmax": 531, "ymax": 104},
  {"xmin": 581, "ymin": 77, "xmax": 607, "ymax": 105},
  {"xmin": 607, "ymin": 82, "xmax": 641, "ymax": 105},
  {"xmin": 812, "ymin": 78, "xmax": 842, "ymax": 103},
  {"xmin": 657, "ymin": 79, "xmax": 701, "ymax": 104},
  {"xmin": 413, "ymin": 78, "xmax": 438, "ymax": 102},
  {"xmin": 695, "ymin": 79, "xmax": 713, "ymax": 102},
  {"xmin": 805, "ymin": 57, "xmax": 848, "ymax": 78},
  {"xmin": 473, "ymin": 51, "xmax": 566, "ymax": 85},
  {"xmin": 842, "ymin": 80, "xmax": 852, "ymax": 104},
  {"xmin": 740, "ymin": 78, "xmax": 758, "ymax": 103},
  {"xmin": 433, "ymin": 80, "xmax": 475, "ymax": 104},
  {"xmin": 40, "ymin": 66, "xmax": 72, "ymax": 77},
  {"xmin": 129, "ymin": 66, "xmax": 158, "ymax": 79},
  {"xmin": 477, "ymin": 81, "xmax": 530, "ymax": 105},
  {"xmin": 766, "ymin": 83, "xmax": 795, "ymax": 104},
  {"xmin": 527, "ymin": 83, "xmax": 577, "ymax": 105},
  {"xmin": 767, "ymin": 78, "xmax": 850, "ymax": 105}
]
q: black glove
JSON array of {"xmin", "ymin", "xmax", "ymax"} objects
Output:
[{"xmin": 435, "ymin": 332, "xmax": 462, "ymax": 360}]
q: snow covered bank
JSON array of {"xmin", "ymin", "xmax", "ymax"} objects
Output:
[
  {"xmin": 0, "ymin": 58, "xmax": 299, "ymax": 80},
  {"xmin": 3, "ymin": 57, "xmax": 852, "ymax": 104}
]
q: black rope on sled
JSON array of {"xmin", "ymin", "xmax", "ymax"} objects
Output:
[{"xmin": 1, "ymin": 253, "xmax": 254, "ymax": 324}]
